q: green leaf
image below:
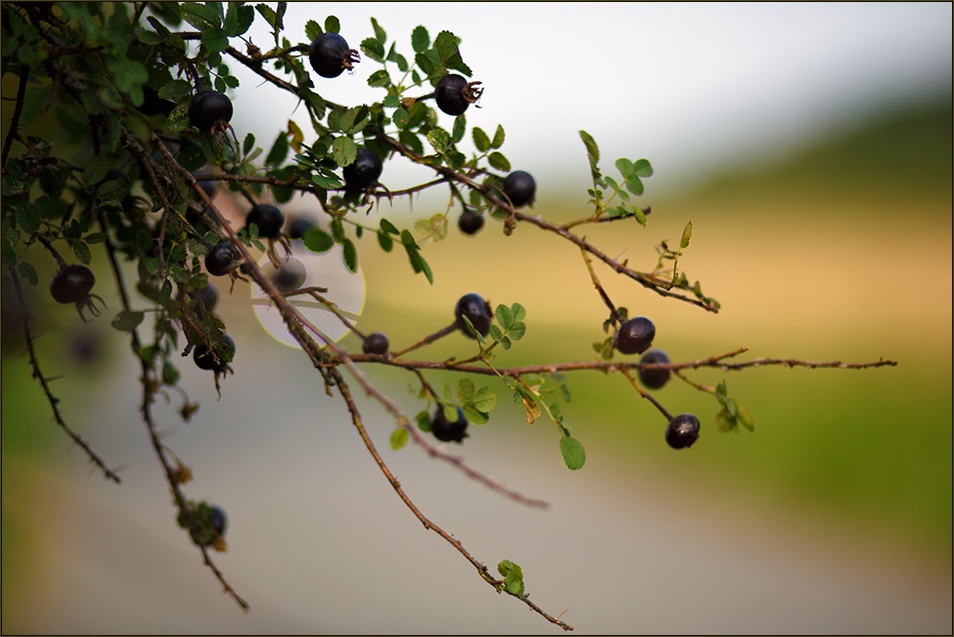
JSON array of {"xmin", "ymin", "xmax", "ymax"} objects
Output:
[
  {"xmin": 111, "ymin": 310, "xmax": 145, "ymax": 332},
  {"xmin": 201, "ymin": 27, "xmax": 229, "ymax": 54},
  {"xmin": 266, "ymin": 131, "xmax": 289, "ymax": 167},
  {"xmin": 456, "ymin": 378, "xmax": 475, "ymax": 402},
  {"xmin": 508, "ymin": 322, "xmax": 526, "ymax": 341},
  {"xmin": 367, "ymin": 69, "xmax": 390, "ymax": 88},
  {"xmin": 361, "ymin": 37, "xmax": 385, "ymax": 62},
  {"xmin": 579, "ymin": 130, "xmax": 600, "ymax": 177},
  {"xmin": 633, "ymin": 158, "xmax": 653, "ymax": 177},
  {"xmin": 162, "ymin": 361, "xmax": 180, "ymax": 386},
  {"xmin": 426, "ymin": 128, "xmax": 451, "ymax": 154},
  {"xmin": 370, "ymin": 16, "xmax": 386, "ymax": 43},
  {"xmin": 390, "ymin": 427, "xmax": 409, "ymax": 450},
  {"xmin": 305, "ymin": 19, "xmax": 322, "ymax": 40},
  {"xmin": 452, "ymin": 113, "xmax": 466, "ymax": 144},
  {"xmin": 559, "ymin": 435, "xmax": 586, "ymax": 470},
  {"xmin": 341, "ymin": 238, "xmax": 358, "ymax": 273},
  {"xmin": 615, "ymin": 157, "xmax": 635, "ymax": 178},
  {"xmin": 510, "ymin": 302, "xmax": 526, "ymax": 322},
  {"xmin": 392, "ymin": 108, "xmax": 409, "ymax": 128},
  {"xmin": 495, "ymin": 304, "xmax": 513, "ymax": 329},
  {"xmin": 182, "ymin": 3, "xmax": 220, "ymax": 29},
  {"xmin": 472, "ymin": 126, "xmax": 490, "ymax": 153},
  {"xmin": 624, "ymin": 175, "xmax": 644, "ymax": 196},
  {"xmin": 411, "ymin": 25, "xmax": 429, "ymax": 53},
  {"xmin": 72, "ymin": 240, "xmax": 91, "ymax": 265},
  {"xmin": 497, "ymin": 560, "xmax": 525, "ymax": 597},
  {"xmin": 17, "ymin": 261, "xmax": 38, "ymax": 286},
  {"xmin": 380, "ymin": 218, "xmax": 400, "ymax": 235},
  {"xmin": 488, "ymin": 324, "xmax": 503, "ymax": 342},
  {"xmin": 324, "ymin": 15, "xmax": 340, "ymax": 34},
  {"xmin": 472, "ymin": 386, "xmax": 498, "ymax": 413},
  {"xmin": 377, "ymin": 231, "xmax": 393, "ymax": 252},
  {"xmin": 680, "ymin": 221, "xmax": 692, "ymax": 250},
  {"xmin": 488, "ymin": 151, "xmax": 510, "ymax": 173},
  {"xmin": 462, "ymin": 406, "xmax": 489, "ymax": 426},
  {"xmin": 491, "ymin": 124, "xmax": 505, "ymax": 149},
  {"xmin": 415, "ymin": 411, "xmax": 432, "ymax": 433},
  {"xmin": 303, "ymin": 228, "xmax": 334, "ymax": 253},
  {"xmin": 331, "ymin": 136, "xmax": 357, "ymax": 167}
]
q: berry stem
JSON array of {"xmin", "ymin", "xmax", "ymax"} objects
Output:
[{"xmin": 620, "ymin": 368, "xmax": 673, "ymax": 421}]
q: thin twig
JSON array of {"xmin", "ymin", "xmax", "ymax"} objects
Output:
[{"xmin": 1, "ymin": 64, "xmax": 29, "ymax": 168}]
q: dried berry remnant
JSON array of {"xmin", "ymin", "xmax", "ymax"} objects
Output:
[
  {"xmin": 193, "ymin": 334, "xmax": 235, "ymax": 372},
  {"xmin": 615, "ymin": 316, "xmax": 655, "ymax": 355},
  {"xmin": 362, "ymin": 332, "xmax": 390, "ymax": 355},
  {"xmin": 666, "ymin": 413, "xmax": 700, "ymax": 449},
  {"xmin": 49, "ymin": 264, "xmax": 106, "ymax": 323},
  {"xmin": 434, "ymin": 73, "xmax": 483, "ymax": 116},
  {"xmin": 309, "ymin": 32, "xmax": 360, "ymax": 78},
  {"xmin": 502, "ymin": 170, "xmax": 536, "ymax": 208},
  {"xmin": 431, "ymin": 406, "xmax": 469, "ymax": 443},
  {"xmin": 205, "ymin": 242, "xmax": 241, "ymax": 277},
  {"xmin": 245, "ymin": 204, "xmax": 284, "ymax": 239},
  {"xmin": 343, "ymin": 148, "xmax": 383, "ymax": 192},
  {"xmin": 638, "ymin": 349, "xmax": 671, "ymax": 390},
  {"xmin": 455, "ymin": 293, "xmax": 493, "ymax": 338},
  {"xmin": 188, "ymin": 91, "xmax": 233, "ymax": 132},
  {"xmin": 458, "ymin": 209, "xmax": 484, "ymax": 235}
]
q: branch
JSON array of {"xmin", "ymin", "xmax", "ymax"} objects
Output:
[
  {"xmin": 7, "ymin": 270, "xmax": 122, "ymax": 483},
  {"xmin": 1, "ymin": 64, "xmax": 29, "ymax": 168}
]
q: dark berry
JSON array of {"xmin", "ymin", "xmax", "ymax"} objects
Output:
[
  {"xmin": 50, "ymin": 265, "xmax": 95, "ymax": 304},
  {"xmin": 431, "ymin": 406, "xmax": 469, "ymax": 443},
  {"xmin": 343, "ymin": 148, "xmax": 383, "ymax": 192},
  {"xmin": 286, "ymin": 217, "xmax": 316, "ymax": 240},
  {"xmin": 193, "ymin": 334, "xmax": 235, "ymax": 372},
  {"xmin": 615, "ymin": 316, "xmax": 655, "ymax": 355},
  {"xmin": 183, "ymin": 504, "xmax": 228, "ymax": 547},
  {"xmin": 638, "ymin": 349, "xmax": 671, "ymax": 390},
  {"xmin": 501, "ymin": 170, "xmax": 536, "ymax": 208},
  {"xmin": 458, "ymin": 209, "xmax": 484, "ymax": 235},
  {"xmin": 137, "ymin": 85, "xmax": 176, "ymax": 116},
  {"xmin": 188, "ymin": 91, "xmax": 233, "ymax": 132},
  {"xmin": 309, "ymin": 32, "xmax": 359, "ymax": 78},
  {"xmin": 362, "ymin": 332, "xmax": 389, "ymax": 355},
  {"xmin": 191, "ymin": 284, "xmax": 218, "ymax": 313},
  {"xmin": 665, "ymin": 413, "xmax": 700, "ymax": 449},
  {"xmin": 245, "ymin": 204, "xmax": 284, "ymax": 239},
  {"xmin": 208, "ymin": 506, "xmax": 227, "ymax": 540},
  {"xmin": 205, "ymin": 241, "xmax": 241, "ymax": 277},
  {"xmin": 271, "ymin": 258, "xmax": 306, "ymax": 291},
  {"xmin": 434, "ymin": 73, "xmax": 482, "ymax": 116},
  {"xmin": 455, "ymin": 293, "xmax": 492, "ymax": 338}
]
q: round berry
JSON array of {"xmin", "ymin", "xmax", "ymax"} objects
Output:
[
  {"xmin": 615, "ymin": 316, "xmax": 655, "ymax": 355},
  {"xmin": 431, "ymin": 406, "xmax": 469, "ymax": 443},
  {"xmin": 245, "ymin": 204, "xmax": 284, "ymax": 239},
  {"xmin": 665, "ymin": 413, "xmax": 700, "ymax": 449},
  {"xmin": 205, "ymin": 241, "xmax": 241, "ymax": 277},
  {"xmin": 435, "ymin": 73, "xmax": 471, "ymax": 116},
  {"xmin": 286, "ymin": 217, "xmax": 316, "ymax": 240},
  {"xmin": 638, "ymin": 349, "xmax": 671, "ymax": 390},
  {"xmin": 188, "ymin": 91, "xmax": 233, "ymax": 132},
  {"xmin": 191, "ymin": 284, "xmax": 218, "ymax": 313},
  {"xmin": 362, "ymin": 332, "xmax": 389, "ymax": 355},
  {"xmin": 271, "ymin": 258, "xmax": 306, "ymax": 291},
  {"xmin": 50, "ymin": 265, "xmax": 95, "ymax": 304},
  {"xmin": 455, "ymin": 293, "xmax": 492, "ymax": 338},
  {"xmin": 501, "ymin": 170, "xmax": 536, "ymax": 208},
  {"xmin": 309, "ymin": 32, "xmax": 359, "ymax": 78},
  {"xmin": 343, "ymin": 148, "xmax": 383, "ymax": 192},
  {"xmin": 458, "ymin": 209, "xmax": 484, "ymax": 235},
  {"xmin": 193, "ymin": 334, "xmax": 235, "ymax": 372},
  {"xmin": 186, "ymin": 504, "xmax": 228, "ymax": 547},
  {"xmin": 207, "ymin": 506, "xmax": 227, "ymax": 541}
]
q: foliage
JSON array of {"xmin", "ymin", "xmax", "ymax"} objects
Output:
[{"xmin": 0, "ymin": 2, "xmax": 895, "ymax": 630}]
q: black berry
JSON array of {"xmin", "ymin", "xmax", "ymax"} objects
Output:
[
  {"xmin": 615, "ymin": 316, "xmax": 655, "ymax": 355},
  {"xmin": 638, "ymin": 349, "xmax": 670, "ymax": 390},
  {"xmin": 434, "ymin": 74, "xmax": 482, "ymax": 116},
  {"xmin": 271, "ymin": 258, "xmax": 306, "ymax": 291},
  {"xmin": 188, "ymin": 91, "xmax": 233, "ymax": 132},
  {"xmin": 287, "ymin": 217, "xmax": 316, "ymax": 240},
  {"xmin": 205, "ymin": 241, "xmax": 241, "ymax": 277},
  {"xmin": 245, "ymin": 204, "xmax": 284, "ymax": 239},
  {"xmin": 193, "ymin": 334, "xmax": 235, "ymax": 372},
  {"xmin": 362, "ymin": 332, "xmax": 389, "ymax": 355},
  {"xmin": 191, "ymin": 284, "xmax": 218, "ymax": 313},
  {"xmin": 343, "ymin": 148, "xmax": 383, "ymax": 192},
  {"xmin": 50, "ymin": 264, "xmax": 95, "ymax": 304},
  {"xmin": 431, "ymin": 406, "xmax": 469, "ymax": 443},
  {"xmin": 182, "ymin": 503, "xmax": 228, "ymax": 547},
  {"xmin": 309, "ymin": 32, "xmax": 359, "ymax": 78},
  {"xmin": 501, "ymin": 170, "xmax": 536, "ymax": 208},
  {"xmin": 665, "ymin": 413, "xmax": 700, "ymax": 449},
  {"xmin": 208, "ymin": 506, "xmax": 227, "ymax": 540},
  {"xmin": 458, "ymin": 209, "xmax": 484, "ymax": 235},
  {"xmin": 455, "ymin": 293, "xmax": 492, "ymax": 338}
]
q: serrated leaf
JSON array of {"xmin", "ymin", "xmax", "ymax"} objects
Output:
[
  {"xmin": 416, "ymin": 410, "xmax": 432, "ymax": 433},
  {"xmin": 305, "ymin": 19, "xmax": 322, "ymax": 41},
  {"xmin": 324, "ymin": 15, "xmax": 340, "ymax": 34},
  {"xmin": 491, "ymin": 124, "xmax": 505, "ymax": 149},
  {"xmin": 17, "ymin": 262, "xmax": 37, "ymax": 286},
  {"xmin": 495, "ymin": 303, "xmax": 513, "ymax": 329},
  {"xmin": 341, "ymin": 238, "xmax": 358, "ymax": 273},
  {"xmin": 426, "ymin": 128, "xmax": 451, "ymax": 154},
  {"xmin": 182, "ymin": 3, "xmax": 219, "ymax": 29},
  {"xmin": 680, "ymin": 221, "xmax": 692, "ymax": 250},
  {"xmin": 508, "ymin": 322, "xmax": 526, "ymax": 341},
  {"xmin": 331, "ymin": 136, "xmax": 357, "ymax": 167},
  {"xmin": 367, "ymin": 69, "xmax": 390, "ymax": 88},
  {"xmin": 303, "ymin": 228, "xmax": 334, "ymax": 253},
  {"xmin": 624, "ymin": 175, "xmax": 644, "ymax": 196},
  {"xmin": 411, "ymin": 25, "xmax": 429, "ymax": 53},
  {"xmin": 579, "ymin": 130, "xmax": 600, "ymax": 177},
  {"xmin": 370, "ymin": 16, "xmax": 386, "ymax": 43},
  {"xmin": 488, "ymin": 324, "xmax": 503, "ymax": 341},
  {"xmin": 266, "ymin": 131, "xmax": 289, "ymax": 166},
  {"xmin": 456, "ymin": 378, "xmax": 476, "ymax": 402},
  {"xmin": 633, "ymin": 158, "xmax": 653, "ymax": 177},
  {"xmin": 361, "ymin": 37, "xmax": 385, "ymax": 62},
  {"xmin": 452, "ymin": 113, "xmax": 466, "ymax": 144},
  {"xmin": 472, "ymin": 386, "xmax": 498, "ymax": 413},
  {"xmin": 559, "ymin": 435, "xmax": 586, "ymax": 470},
  {"xmin": 380, "ymin": 218, "xmax": 400, "ymax": 235},
  {"xmin": 615, "ymin": 157, "xmax": 635, "ymax": 178},
  {"xmin": 472, "ymin": 127, "xmax": 490, "ymax": 152},
  {"xmin": 377, "ymin": 231, "xmax": 393, "ymax": 252},
  {"xmin": 390, "ymin": 427, "xmax": 409, "ymax": 450},
  {"xmin": 243, "ymin": 132, "xmax": 255, "ymax": 156},
  {"xmin": 112, "ymin": 310, "xmax": 145, "ymax": 332},
  {"xmin": 488, "ymin": 151, "xmax": 510, "ymax": 173},
  {"xmin": 462, "ymin": 406, "xmax": 489, "ymax": 425},
  {"xmin": 522, "ymin": 396, "xmax": 540, "ymax": 424}
]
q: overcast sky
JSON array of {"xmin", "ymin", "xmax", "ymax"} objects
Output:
[{"xmin": 229, "ymin": 2, "xmax": 952, "ymax": 198}]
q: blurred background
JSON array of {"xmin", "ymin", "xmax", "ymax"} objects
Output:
[{"xmin": 2, "ymin": 2, "xmax": 951, "ymax": 633}]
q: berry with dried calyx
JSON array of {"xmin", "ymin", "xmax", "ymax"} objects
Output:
[
  {"xmin": 309, "ymin": 32, "xmax": 360, "ymax": 78},
  {"xmin": 665, "ymin": 413, "xmax": 700, "ymax": 449}
]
